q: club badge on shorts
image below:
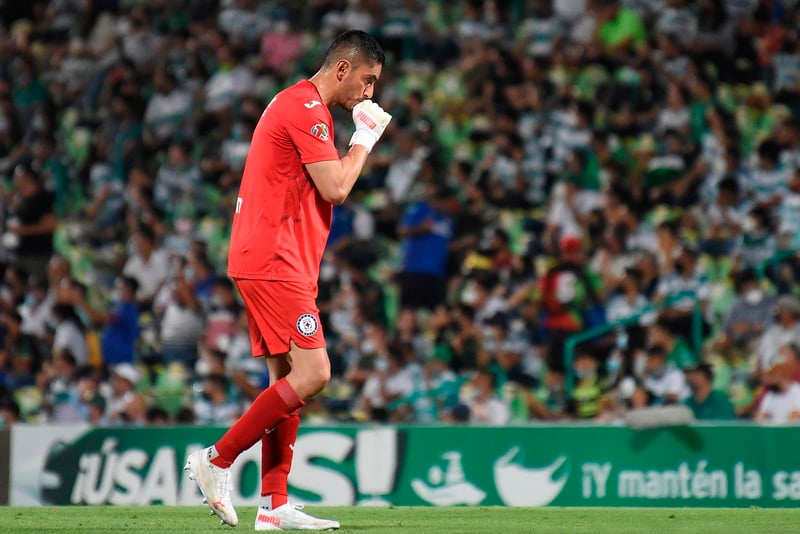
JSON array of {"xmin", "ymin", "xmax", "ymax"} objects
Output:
[{"xmin": 296, "ymin": 313, "xmax": 319, "ymax": 336}]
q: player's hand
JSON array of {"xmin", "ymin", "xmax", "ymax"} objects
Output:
[{"xmin": 349, "ymin": 99, "xmax": 392, "ymax": 153}]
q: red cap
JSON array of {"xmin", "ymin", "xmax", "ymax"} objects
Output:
[{"xmin": 559, "ymin": 235, "xmax": 583, "ymax": 253}]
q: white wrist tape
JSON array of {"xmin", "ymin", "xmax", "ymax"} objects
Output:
[{"xmin": 349, "ymin": 129, "xmax": 379, "ymax": 152}]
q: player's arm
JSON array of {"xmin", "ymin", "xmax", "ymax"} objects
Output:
[
  {"xmin": 305, "ymin": 145, "xmax": 370, "ymax": 205},
  {"xmin": 306, "ymin": 99, "xmax": 391, "ymax": 205}
]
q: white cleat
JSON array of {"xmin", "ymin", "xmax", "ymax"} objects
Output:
[
  {"xmin": 254, "ymin": 504, "xmax": 340, "ymax": 531},
  {"xmin": 184, "ymin": 448, "xmax": 238, "ymax": 527}
]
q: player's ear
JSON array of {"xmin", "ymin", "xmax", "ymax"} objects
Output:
[{"xmin": 335, "ymin": 59, "xmax": 350, "ymax": 81}]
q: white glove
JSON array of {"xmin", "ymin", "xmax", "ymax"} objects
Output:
[{"xmin": 349, "ymin": 99, "xmax": 392, "ymax": 153}]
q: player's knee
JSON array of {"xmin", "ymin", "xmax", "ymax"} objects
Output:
[
  {"xmin": 289, "ymin": 349, "xmax": 331, "ymax": 398},
  {"xmin": 291, "ymin": 367, "xmax": 330, "ymax": 399},
  {"xmin": 307, "ymin": 364, "xmax": 331, "ymax": 394}
]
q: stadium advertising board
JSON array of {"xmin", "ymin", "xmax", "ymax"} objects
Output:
[{"xmin": 10, "ymin": 424, "xmax": 800, "ymax": 507}]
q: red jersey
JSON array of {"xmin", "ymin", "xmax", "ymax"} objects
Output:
[{"xmin": 228, "ymin": 80, "xmax": 340, "ymax": 283}]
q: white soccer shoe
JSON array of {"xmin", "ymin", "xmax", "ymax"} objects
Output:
[
  {"xmin": 254, "ymin": 503, "xmax": 340, "ymax": 531},
  {"xmin": 184, "ymin": 448, "xmax": 239, "ymax": 527}
]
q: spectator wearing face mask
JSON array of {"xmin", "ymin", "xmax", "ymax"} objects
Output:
[
  {"xmin": 392, "ymin": 347, "xmax": 459, "ymax": 424},
  {"xmin": 455, "ymin": 368, "xmax": 511, "ymax": 425},
  {"xmin": 756, "ymin": 362, "xmax": 800, "ymax": 424},
  {"xmin": 707, "ymin": 271, "xmax": 774, "ymax": 415},
  {"xmin": 570, "ymin": 351, "xmax": 606, "ymax": 419},
  {"xmin": 357, "ymin": 351, "xmax": 415, "ymax": 423},
  {"xmin": 642, "ymin": 344, "xmax": 691, "ymax": 405},
  {"xmin": 716, "ymin": 269, "xmax": 774, "ymax": 353}
]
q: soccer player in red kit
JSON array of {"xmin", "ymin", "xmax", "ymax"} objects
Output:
[{"xmin": 184, "ymin": 30, "xmax": 391, "ymax": 530}]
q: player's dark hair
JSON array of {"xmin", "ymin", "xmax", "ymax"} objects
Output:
[{"xmin": 322, "ymin": 30, "xmax": 385, "ymax": 69}]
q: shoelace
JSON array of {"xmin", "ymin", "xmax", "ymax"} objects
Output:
[{"xmin": 288, "ymin": 503, "xmax": 323, "ymax": 522}]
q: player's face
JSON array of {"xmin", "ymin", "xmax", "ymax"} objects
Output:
[{"xmin": 342, "ymin": 61, "xmax": 382, "ymax": 111}]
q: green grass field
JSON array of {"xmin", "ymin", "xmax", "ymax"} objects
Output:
[{"xmin": 2, "ymin": 506, "xmax": 799, "ymax": 533}]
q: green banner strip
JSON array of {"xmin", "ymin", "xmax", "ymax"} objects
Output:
[{"xmin": 14, "ymin": 424, "xmax": 800, "ymax": 508}]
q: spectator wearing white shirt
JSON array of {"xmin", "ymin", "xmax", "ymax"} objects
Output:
[
  {"xmin": 699, "ymin": 176, "xmax": 743, "ymax": 257},
  {"xmin": 606, "ymin": 268, "xmax": 650, "ymax": 323},
  {"xmin": 545, "ymin": 175, "xmax": 603, "ymax": 244},
  {"xmin": 517, "ymin": 0, "xmax": 565, "ymax": 58},
  {"xmin": 194, "ymin": 374, "xmax": 241, "ymax": 425},
  {"xmin": 18, "ymin": 277, "xmax": 53, "ymax": 341},
  {"xmin": 756, "ymin": 363, "xmax": 800, "ymax": 424},
  {"xmin": 143, "ymin": 68, "xmax": 191, "ymax": 148},
  {"xmin": 51, "ymin": 303, "xmax": 88, "ymax": 367},
  {"xmin": 655, "ymin": 0, "xmax": 698, "ymax": 45},
  {"xmin": 358, "ymin": 351, "xmax": 415, "ymax": 422},
  {"xmin": 153, "ymin": 141, "xmax": 202, "ymax": 213},
  {"xmin": 384, "ymin": 129, "xmax": 423, "ymax": 204},
  {"xmin": 202, "ymin": 45, "xmax": 255, "ymax": 113},
  {"xmin": 778, "ymin": 170, "xmax": 800, "ymax": 251},
  {"xmin": 605, "ymin": 268, "xmax": 650, "ymax": 355},
  {"xmin": 737, "ymin": 205, "xmax": 778, "ymax": 268},
  {"xmin": 642, "ymin": 345, "xmax": 691, "ymax": 404},
  {"xmin": 105, "ymin": 363, "xmax": 146, "ymax": 426},
  {"xmin": 656, "ymin": 84, "xmax": 690, "ymax": 136},
  {"xmin": 776, "ymin": 118, "xmax": 800, "ymax": 172},
  {"xmin": 158, "ymin": 264, "xmax": 204, "ymax": 369},
  {"xmin": 748, "ymin": 139, "xmax": 790, "ymax": 207},
  {"xmin": 460, "ymin": 369, "xmax": 511, "ymax": 425},
  {"xmin": 123, "ymin": 225, "xmax": 170, "ymax": 309},
  {"xmin": 119, "ymin": 8, "xmax": 162, "ymax": 69},
  {"xmin": 692, "ymin": 0, "xmax": 737, "ymax": 62},
  {"xmin": 654, "ymin": 245, "xmax": 710, "ymax": 337},
  {"xmin": 592, "ymin": 223, "xmax": 639, "ymax": 290},
  {"xmin": 755, "ymin": 295, "xmax": 800, "ymax": 373}
]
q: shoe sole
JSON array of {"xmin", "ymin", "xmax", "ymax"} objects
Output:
[
  {"xmin": 183, "ymin": 453, "xmax": 238, "ymax": 527},
  {"xmin": 254, "ymin": 519, "xmax": 340, "ymax": 531},
  {"xmin": 254, "ymin": 525, "xmax": 339, "ymax": 532},
  {"xmin": 254, "ymin": 523, "xmax": 282, "ymax": 531}
]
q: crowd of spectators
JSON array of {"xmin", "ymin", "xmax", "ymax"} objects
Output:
[{"xmin": 1, "ymin": 0, "xmax": 800, "ymax": 428}]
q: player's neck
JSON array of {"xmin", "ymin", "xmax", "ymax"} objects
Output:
[{"xmin": 308, "ymin": 71, "xmax": 336, "ymax": 109}]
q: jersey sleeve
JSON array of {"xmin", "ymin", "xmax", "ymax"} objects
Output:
[{"xmin": 283, "ymin": 101, "xmax": 340, "ymax": 164}]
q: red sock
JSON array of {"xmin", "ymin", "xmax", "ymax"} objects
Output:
[
  {"xmin": 213, "ymin": 378, "xmax": 304, "ymax": 467},
  {"xmin": 261, "ymin": 409, "xmax": 300, "ymax": 509}
]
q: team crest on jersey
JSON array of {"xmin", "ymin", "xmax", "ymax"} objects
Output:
[
  {"xmin": 310, "ymin": 123, "xmax": 329, "ymax": 141},
  {"xmin": 296, "ymin": 314, "xmax": 319, "ymax": 336}
]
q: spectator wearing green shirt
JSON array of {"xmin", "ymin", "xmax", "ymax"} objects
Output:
[
  {"xmin": 571, "ymin": 352, "xmax": 606, "ymax": 419},
  {"xmin": 684, "ymin": 363, "xmax": 737, "ymax": 420},
  {"xmin": 593, "ymin": 0, "xmax": 647, "ymax": 56},
  {"xmin": 648, "ymin": 316, "xmax": 697, "ymax": 369}
]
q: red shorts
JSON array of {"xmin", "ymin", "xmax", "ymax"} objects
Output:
[{"xmin": 233, "ymin": 279, "xmax": 325, "ymax": 357}]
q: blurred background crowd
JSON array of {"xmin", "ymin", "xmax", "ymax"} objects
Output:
[{"xmin": 1, "ymin": 0, "xmax": 800, "ymax": 428}]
